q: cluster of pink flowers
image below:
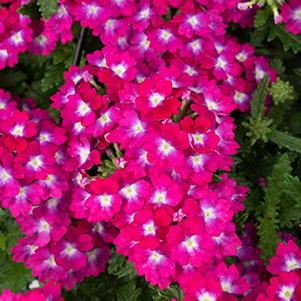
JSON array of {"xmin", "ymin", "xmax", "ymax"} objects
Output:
[
  {"xmin": 280, "ymin": 0, "xmax": 301, "ymax": 35},
  {"xmin": 2, "ymin": 0, "xmax": 301, "ymax": 300},
  {"xmin": 0, "ymin": 282, "xmax": 62, "ymax": 301},
  {"xmin": 0, "ymin": 0, "xmax": 32, "ymax": 69},
  {"xmin": 238, "ymin": 226, "xmax": 301, "ymax": 301},
  {"xmin": 0, "ymin": 90, "xmax": 111, "ymax": 293}
]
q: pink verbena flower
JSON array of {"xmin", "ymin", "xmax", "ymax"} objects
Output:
[
  {"xmin": 281, "ymin": 0, "xmax": 301, "ymax": 35},
  {"xmin": 85, "ymin": 177, "xmax": 122, "ymax": 222},
  {"xmin": 268, "ymin": 240, "xmax": 301, "ymax": 275}
]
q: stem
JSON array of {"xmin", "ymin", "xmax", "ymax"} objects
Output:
[{"xmin": 72, "ymin": 27, "xmax": 87, "ymax": 66}]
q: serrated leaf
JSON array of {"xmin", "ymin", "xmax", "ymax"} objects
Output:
[
  {"xmin": 250, "ymin": 76, "xmax": 269, "ymax": 118},
  {"xmin": 117, "ymin": 282, "xmax": 142, "ymax": 301},
  {"xmin": 52, "ymin": 43, "xmax": 76, "ymax": 67},
  {"xmin": 254, "ymin": 7, "xmax": 271, "ymax": 29},
  {"xmin": 37, "ymin": 0, "xmax": 58, "ymax": 20},
  {"xmin": 0, "ymin": 232, "xmax": 6, "ymax": 251},
  {"xmin": 284, "ymin": 175, "xmax": 301, "ymax": 207},
  {"xmin": 107, "ymin": 253, "xmax": 137, "ymax": 279},
  {"xmin": 258, "ymin": 154, "xmax": 292, "ymax": 261},
  {"xmin": 41, "ymin": 63, "xmax": 65, "ymax": 93},
  {"xmin": 269, "ymin": 129, "xmax": 301, "ymax": 154},
  {"xmin": 0, "ymin": 257, "xmax": 33, "ymax": 292},
  {"xmin": 268, "ymin": 25, "xmax": 301, "ymax": 54},
  {"xmin": 250, "ymin": 26, "xmax": 269, "ymax": 47}
]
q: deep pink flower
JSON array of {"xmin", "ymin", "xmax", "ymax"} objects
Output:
[
  {"xmin": 53, "ymin": 227, "xmax": 93, "ymax": 271},
  {"xmin": 167, "ymin": 217, "xmax": 214, "ymax": 267},
  {"xmin": 136, "ymin": 76, "xmax": 180, "ymax": 120},
  {"xmin": 281, "ymin": 0, "xmax": 301, "ymax": 35},
  {"xmin": 268, "ymin": 240, "xmax": 301, "ymax": 275},
  {"xmin": 85, "ymin": 177, "xmax": 122, "ymax": 222}
]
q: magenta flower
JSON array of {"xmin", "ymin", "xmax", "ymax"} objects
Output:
[
  {"xmin": 167, "ymin": 218, "xmax": 214, "ymax": 267},
  {"xmin": 268, "ymin": 240, "xmax": 301, "ymax": 275},
  {"xmin": 85, "ymin": 177, "xmax": 122, "ymax": 222},
  {"xmin": 281, "ymin": 0, "xmax": 301, "ymax": 35},
  {"xmin": 53, "ymin": 227, "xmax": 93, "ymax": 271}
]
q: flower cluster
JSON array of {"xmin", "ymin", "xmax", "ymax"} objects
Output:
[
  {"xmin": 280, "ymin": 0, "xmax": 301, "ymax": 35},
  {"xmin": 0, "ymin": 90, "xmax": 111, "ymax": 290},
  {"xmin": 0, "ymin": 281, "xmax": 62, "ymax": 301},
  {"xmin": 258, "ymin": 239, "xmax": 301, "ymax": 301},
  {"xmin": 0, "ymin": 0, "xmax": 290, "ymax": 301},
  {"xmin": 0, "ymin": 0, "xmax": 32, "ymax": 69}
]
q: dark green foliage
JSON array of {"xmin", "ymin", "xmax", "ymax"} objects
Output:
[
  {"xmin": 37, "ymin": 0, "xmax": 58, "ymax": 20},
  {"xmin": 64, "ymin": 253, "xmax": 183, "ymax": 301}
]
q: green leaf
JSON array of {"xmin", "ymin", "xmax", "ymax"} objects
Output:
[
  {"xmin": 254, "ymin": 7, "xmax": 271, "ymax": 29},
  {"xmin": 268, "ymin": 25, "xmax": 301, "ymax": 53},
  {"xmin": 0, "ymin": 255, "xmax": 33, "ymax": 292},
  {"xmin": 284, "ymin": 175, "xmax": 301, "ymax": 208},
  {"xmin": 37, "ymin": 0, "xmax": 58, "ymax": 19},
  {"xmin": 250, "ymin": 76, "xmax": 269, "ymax": 118},
  {"xmin": 107, "ymin": 253, "xmax": 137, "ymax": 279},
  {"xmin": 117, "ymin": 282, "xmax": 142, "ymax": 301},
  {"xmin": 269, "ymin": 129, "xmax": 301, "ymax": 154},
  {"xmin": 52, "ymin": 43, "xmax": 76, "ymax": 67},
  {"xmin": 0, "ymin": 232, "xmax": 6, "ymax": 251},
  {"xmin": 41, "ymin": 63, "xmax": 65, "ymax": 93},
  {"xmin": 258, "ymin": 153, "xmax": 292, "ymax": 261}
]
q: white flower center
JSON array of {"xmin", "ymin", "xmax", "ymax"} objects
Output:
[
  {"xmin": 121, "ymin": 184, "xmax": 138, "ymax": 199},
  {"xmin": 99, "ymin": 194, "xmax": 112, "ymax": 207},
  {"xmin": 191, "ymin": 40, "xmax": 201, "ymax": 51},
  {"xmin": 159, "ymin": 140, "xmax": 174, "ymax": 156},
  {"xmin": 202, "ymin": 207, "xmax": 215, "ymax": 221},
  {"xmin": 112, "ymin": 64, "xmax": 127, "ymax": 78},
  {"xmin": 198, "ymin": 292, "xmax": 216, "ymax": 301},
  {"xmin": 11, "ymin": 32, "xmax": 23, "ymax": 44},
  {"xmin": 132, "ymin": 121, "xmax": 144, "ymax": 135},
  {"xmin": 182, "ymin": 236, "xmax": 199, "ymax": 252},
  {"xmin": 11, "ymin": 125, "xmax": 24, "ymax": 137},
  {"xmin": 47, "ymin": 255, "xmax": 57, "ymax": 267},
  {"xmin": 74, "ymin": 122, "xmax": 84, "ymax": 133},
  {"xmin": 191, "ymin": 155, "xmax": 204, "ymax": 167},
  {"xmin": 149, "ymin": 92, "xmax": 164, "ymax": 107},
  {"xmin": 160, "ymin": 30, "xmax": 172, "ymax": 41},
  {"xmin": 188, "ymin": 15, "xmax": 198, "ymax": 27},
  {"xmin": 216, "ymin": 57, "xmax": 227, "ymax": 69},
  {"xmin": 294, "ymin": 9, "xmax": 301, "ymax": 20},
  {"xmin": 39, "ymin": 220, "xmax": 50, "ymax": 232},
  {"xmin": 143, "ymin": 222, "xmax": 156, "ymax": 235},
  {"xmin": 234, "ymin": 91, "xmax": 246, "ymax": 103},
  {"xmin": 185, "ymin": 66, "xmax": 197, "ymax": 76},
  {"xmin": 153, "ymin": 191, "xmax": 167, "ymax": 204},
  {"xmin": 0, "ymin": 169, "xmax": 10, "ymax": 183},
  {"xmin": 87, "ymin": 4, "xmax": 99, "ymax": 15},
  {"xmin": 28, "ymin": 156, "xmax": 43, "ymax": 170},
  {"xmin": 206, "ymin": 99, "xmax": 218, "ymax": 111},
  {"xmin": 99, "ymin": 112, "xmax": 111, "ymax": 126},
  {"xmin": 79, "ymin": 147, "xmax": 90, "ymax": 164},
  {"xmin": 47, "ymin": 198, "xmax": 58, "ymax": 208},
  {"xmin": 255, "ymin": 68, "xmax": 265, "ymax": 81},
  {"xmin": 0, "ymin": 49, "xmax": 8, "ymax": 58},
  {"xmin": 236, "ymin": 52, "xmax": 247, "ymax": 62},
  {"xmin": 39, "ymin": 133, "xmax": 50, "ymax": 142},
  {"xmin": 64, "ymin": 243, "xmax": 77, "ymax": 256},
  {"xmin": 286, "ymin": 258, "xmax": 300, "ymax": 271},
  {"xmin": 192, "ymin": 133, "xmax": 204, "ymax": 145},
  {"xmin": 139, "ymin": 8, "xmax": 150, "ymax": 19},
  {"xmin": 77, "ymin": 101, "xmax": 91, "ymax": 116},
  {"xmin": 149, "ymin": 251, "xmax": 163, "ymax": 263},
  {"xmin": 221, "ymin": 281, "xmax": 232, "ymax": 293},
  {"xmin": 278, "ymin": 285, "xmax": 295, "ymax": 301}
]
